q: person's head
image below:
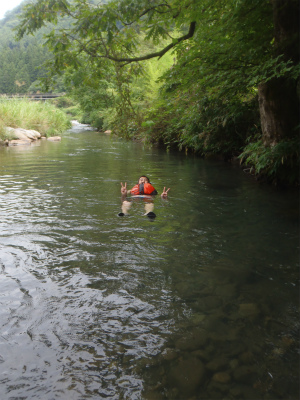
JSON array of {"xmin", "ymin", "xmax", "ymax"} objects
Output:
[{"xmin": 138, "ymin": 175, "xmax": 150, "ymax": 184}]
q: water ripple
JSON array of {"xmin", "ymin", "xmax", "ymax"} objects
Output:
[{"xmin": 0, "ymin": 133, "xmax": 299, "ymax": 399}]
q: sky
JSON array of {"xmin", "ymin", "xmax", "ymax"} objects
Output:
[{"xmin": 0, "ymin": 0, "xmax": 24, "ymax": 20}]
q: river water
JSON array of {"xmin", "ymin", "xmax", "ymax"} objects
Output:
[{"xmin": 0, "ymin": 125, "xmax": 299, "ymax": 400}]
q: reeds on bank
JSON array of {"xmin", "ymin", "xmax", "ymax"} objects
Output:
[{"xmin": 0, "ymin": 97, "xmax": 71, "ymax": 140}]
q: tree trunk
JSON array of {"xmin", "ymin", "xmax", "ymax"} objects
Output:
[
  {"xmin": 258, "ymin": 78, "xmax": 299, "ymax": 146},
  {"xmin": 258, "ymin": 0, "xmax": 299, "ymax": 146}
]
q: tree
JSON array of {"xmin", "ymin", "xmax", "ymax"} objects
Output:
[
  {"xmin": 16, "ymin": 0, "xmax": 298, "ymax": 130},
  {"xmin": 16, "ymin": 0, "xmax": 195, "ymax": 65},
  {"xmin": 258, "ymin": 0, "xmax": 299, "ymax": 146},
  {"xmin": 15, "ymin": 0, "xmax": 299, "ymax": 184},
  {"xmin": 0, "ymin": 1, "xmax": 54, "ymax": 94},
  {"xmin": 0, "ymin": 61, "xmax": 17, "ymax": 93}
]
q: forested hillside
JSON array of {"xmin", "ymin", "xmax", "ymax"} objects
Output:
[
  {"xmin": 2, "ymin": 0, "xmax": 299, "ymax": 185},
  {"xmin": 0, "ymin": 1, "xmax": 53, "ymax": 94}
]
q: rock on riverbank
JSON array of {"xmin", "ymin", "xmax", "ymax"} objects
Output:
[{"xmin": 0, "ymin": 127, "xmax": 61, "ymax": 146}]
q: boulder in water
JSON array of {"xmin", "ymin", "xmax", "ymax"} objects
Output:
[
  {"xmin": 47, "ymin": 136, "xmax": 61, "ymax": 141},
  {"xmin": 168, "ymin": 357, "xmax": 205, "ymax": 396}
]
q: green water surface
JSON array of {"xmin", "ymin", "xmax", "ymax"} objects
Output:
[{"xmin": 0, "ymin": 127, "xmax": 299, "ymax": 399}]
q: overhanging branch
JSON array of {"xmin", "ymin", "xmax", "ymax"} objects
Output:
[{"xmin": 106, "ymin": 21, "xmax": 196, "ymax": 63}]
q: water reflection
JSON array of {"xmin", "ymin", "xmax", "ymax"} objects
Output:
[{"xmin": 0, "ymin": 130, "xmax": 299, "ymax": 399}]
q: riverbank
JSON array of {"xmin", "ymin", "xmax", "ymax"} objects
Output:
[
  {"xmin": 0, "ymin": 126, "xmax": 61, "ymax": 146},
  {"xmin": 0, "ymin": 98, "xmax": 71, "ymax": 143}
]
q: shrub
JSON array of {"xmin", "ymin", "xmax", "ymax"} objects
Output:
[{"xmin": 239, "ymin": 138, "xmax": 299, "ymax": 185}]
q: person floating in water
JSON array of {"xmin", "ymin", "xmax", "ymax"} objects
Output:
[{"xmin": 119, "ymin": 175, "xmax": 170, "ymax": 218}]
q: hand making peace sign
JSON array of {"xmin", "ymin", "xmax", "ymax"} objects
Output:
[
  {"xmin": 120, "ymin": 182, "xmax": 128, "ymax": 195},
  {"xmin": 161, "ymin": 187, "xmax": 170, "ymax": 198}
]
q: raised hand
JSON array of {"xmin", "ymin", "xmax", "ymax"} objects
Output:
[
  {"xmin": 120, "ymin": 182, "xmax": 128, "ymax": 195},
  {"xmin": 161, "ymin": 187, "xmax": 170, "ymax": 198}
]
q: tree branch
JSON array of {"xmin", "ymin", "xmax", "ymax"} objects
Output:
[
  {"xmin": 119, "ymin": 3, "xmax": 172, "ymax": 26},
  {"xmin": 105, "ymin": 21, "xmax": 196, "ymax": 63}
]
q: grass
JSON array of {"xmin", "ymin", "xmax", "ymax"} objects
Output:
[
  {"xmin": 51, "ymin": 95, "xmax": 83, "ymax": 122},
  {"xmin": 0, "ymin": 97, "xmax": 71, "ymax": 140}
]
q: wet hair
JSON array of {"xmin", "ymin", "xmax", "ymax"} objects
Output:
[{"xmin": 139, "ymin": 175, "xmax": 150, "ymax": 183}]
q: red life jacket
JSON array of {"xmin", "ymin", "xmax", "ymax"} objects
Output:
[{"xmin": 130, "ymin": 182, "xmax": 158, "ymax": 195}]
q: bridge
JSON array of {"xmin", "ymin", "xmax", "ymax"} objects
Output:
[{"xmin": 0, "ymin": 93, "xmax": 65, "ymax": 101}]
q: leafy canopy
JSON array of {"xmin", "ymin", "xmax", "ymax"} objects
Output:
[
  {"xmin": 16, "ymin": 0, "xmax": 297, "ymax": 94},
  {"xmin": 16, "ymin": 0, "xmax": 196, "ymax": 72},
  {"xmin": 14, "ymin": 0, "xmax": 300, "ymax": 185}
]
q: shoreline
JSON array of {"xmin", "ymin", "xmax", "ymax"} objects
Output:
[
  {"xmin": 0, "ymin": 126, "xmax": 62, "ymax": 146},
  {"xmin": 0, "ymin": 121, "xmax": 96, "ymax": 146}
]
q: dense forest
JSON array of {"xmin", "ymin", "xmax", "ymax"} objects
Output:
[
  {"xmin": 0, "ymin": 1, "xmax": 51, "ymax": 93},
  {"xmin": 0, "ymin": 0, "xmax": 299, "ymax": 186}
]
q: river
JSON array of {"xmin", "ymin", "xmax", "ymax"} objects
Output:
[{"xmin": 0, "ymin": 125, "xmax": 299, "ymax": 399}]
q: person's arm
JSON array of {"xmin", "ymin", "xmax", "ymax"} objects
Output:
[{"xmin": 161, "ymin": 187, "xmax": 170, "ymax": 198}]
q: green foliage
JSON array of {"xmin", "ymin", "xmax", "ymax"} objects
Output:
[
  {"xmin": 50, "ymin": 95, "xmax": 82, "ymax": 120},
  {"xmin": 0, "ymin": 98, "xmax": 71, "ymax": 137},
  {"xmin": 179, "ymin": 98, "xmax": 260, "ymax": 158},
  {"xmin": 51, "ymin": 95, "xmax": 74, "ymax": 108},
  {"xmin": 9, "ymin": 0, "xmax": 299, "ymax": 185},
  {"xmin": 239, "ymin": 138, "xmax": 299, "ymax": 185},
  {"xmin": 0, "ymin": 119, "xmax": 17, "ymax": 140},
  {"xmin": 0, "ymin": 40, "xmax": 50, "ymax": 94},
  {"xmin": 0, "ymin": 1, "xmax": 55, "ymax": 94},
  {"xmin": 60, "ymin": 55, "xmax": 116, "ymax": 129}
]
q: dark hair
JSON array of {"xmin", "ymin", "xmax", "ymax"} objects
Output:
[{"xmin": 139, "ymin": 175, "xmax": 150, "ymax": 183}]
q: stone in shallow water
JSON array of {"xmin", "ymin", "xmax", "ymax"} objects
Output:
[
  {"xmin": 5, "ymin": 127, "xmax": 41, "ymax": 141},
  {"xmin": 206, "ymin": 357, "xmax": 229, "ymax": 372},
  {"xmin": 47, "ymin": 136, "xmax": 61, "ymax": 141},
  {"xmin": 233, "ymin": 365, "xmax": 257, "ymax": 384},
  {"xmin": 15, "ymin": 128, "xmax": 37, "ymax": 140},
  {"xmin": 229, "ymin": 358, "xmax": 239, "ymax": 370},
  {"xmin": 239, "ymin": 351, "xmax": 255, "ymax": 364},
  {"xmin": 14, "ymin": 130, "xmax": 32, "ymax": 141},
  {"xmin": 214, "ymin": 283, "xmax": 237, "ymax": 298},
  {"xmin": 168, "ymin": 357, "xmax": 205, "ymax": 397},
  {"xmin": 161, "ymin": 348, "xmax": 178, "ymax": 361},
  {"xmin": 238, "ymin": 303, "xmax": 260, "ymax": 319},
  {"xmin": 175, "ymin": 327, "xmax": 208, "ymax": 351},
  {"xmin": 190, "ymin": 312, "xmax": 206, "ymax": 325},
  {"xmin": 195, "ymin": 295, "xmax": 223, "ymax": 311},
  {"xmin": 28, "ymin": 129, "xmax": 41, "ymax": 138},
  {"xmin": 212, "ymin": 372, "xmax": 231, "ymax": 384}
]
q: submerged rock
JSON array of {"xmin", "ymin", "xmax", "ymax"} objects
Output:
[
  {"xmin": 238, "ymin": 303, "xmax": 260, "ymax": 319},
  {"xmin": 195, "ymin": 295, "xmax": 223, "ymax": 311},
  {"xmin": 233, "ymin": 365, "xmax": 257, "ymax": 384},
  {"xmin": 175, "ymin": 327, "xmax": 208, "ymax": 351},
  {"xmin": 239, "ymin": 351, "xmax": 255, "ymax": 364},
  {"xmin": 212, "ymin": 372, "xmax": 231, "ymax": 384},
  {"xmin": 168, "ymin": 357, "xmax": 205, "ymax": 396},
  {"xmin": 161, "ymin": 348, "xmax": 178, "ymax": 361},
  {"xmin": 206, "ymin": 357, "xmax": 229, "ymax": 372},
  {"xmin": 47, "ymin": 136, "xmax": 61, "ymax": 141}
]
